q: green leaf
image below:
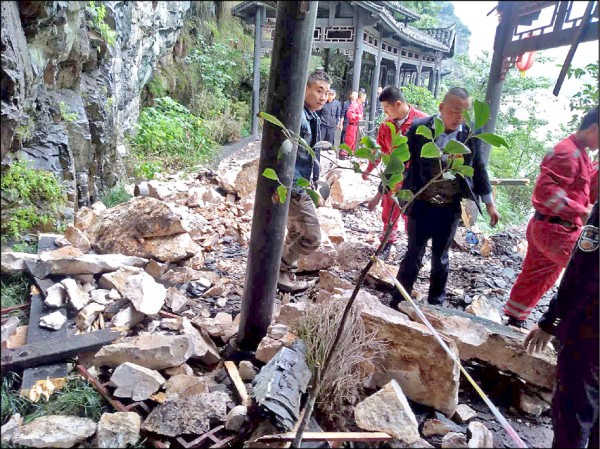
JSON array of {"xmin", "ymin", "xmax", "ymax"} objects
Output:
[
  {"xmin": 352, "ymin": 162, "xmax": 362, "ymax": 173},
  {"xmin": 391, "ymin": 132, "xmax": 407, "ymax": 149},
  {"xmin": 433, "ymin": 117, "xmax": 445, "ymax": 139},
  {"xmin": 306, "ymin": 188, "xmax": 320, "ymax": 207},
  {"xmin": 444, "ymin": 140, "xmax": 471, "ymax": 155},
  {"xmin": 455, "ymin": 165, "xmax": 474, "ymax": 177},
  {"xmin": 416, "ymin": 125, "xmax": 433, "ymax": 140},
  {"xmin": 463, "ymin": 109, "xmax": 472, "ymax": 128},
  {"xmin": 339, "ymin": 143, "xmax": 352, "ymax": 154},
  {"xmin": 276, "ymin": 185, "xmax": 287, "ymax": 204},
  {"xmin": 443, "ymin": 171, "xmax": 456, "ymax": 180},
  {"xmin": 381, "ymin": 154, "xmax": 391, "ymax": 165},
  {"xmin": 391, "ymin": 143, "xmax": 410, "ymax": 162},
  {"xmin": 296, "ymin": 177, "xmax": 310, "ymax": 187},
  {"xmin": 360, "ymin": 135, "xmax": 378, "ymax": 149},
  {"xmin": 297, "ymin": 135, "xmax": 316, "ymax": 160},
  {"xmin": 387, "ymin": 173, "xmax": 404, "ymax": 191},
  {"xmin": 449, "ymin": 156, "xmax": 464, "ymax": 169},
  {"xmin": 384, "ymin": 156, "xmax": 405, "ymax": 175},
  {"xmin": 474, "ymin": 133, "xmax": 509, "ymax": 148},
  {"xmin": 397, "ymin": 189, "xmax": 414, "ymax": 202},
  {"xmin": 262, "ymin": 168, "xmax": 280, "ymax": 182},
  {"xmin": 385, "ymin": 121, "xmax": 397, "ymax": 138},
  {"xmin": 421, "ymin": 142, "xmax": 441, "ymax": 158},
  {"xmin": 355, "ymin": 148, "xmax": 374, "ymax": 160},
  {"xmin": 473, "ymin": 99, "xmax": 490, "ymax": 131},
  {"xmin": 259, "ymin": 112, "xmax": 286, "ymax": 130}
]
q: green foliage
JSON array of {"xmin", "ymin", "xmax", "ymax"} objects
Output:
[
  {"xmin": 402, "ymin": 84, "xmax": 438, "ymax": 115},
  {"xmin": 0, "ymin": 273, "xmax": 30, "ymax": 324},
  {"xmin": 565, "ymin": 61, "xmax": 599, "ymax": 127},
  {"xmin": 99, "ymin": 185, "xmax": 132, "ymax": 208},
  {"xmin": 133, "ymin": 159, "xmax": 163, "ymax": 182},
  {"xmin": 131, "ymin": 96, "xmax": 216, "ymax": 170},
  {"xmin": 396, "ymin": 1, "xmax": 442, "ymax": 27},
  {"xmin": 1, "ymin": 374, "xmax": 109, "ymax": 426},
  {"xmin": 11, "ymin": 241, "xmax": 38, "ymax": 253},
  {"xmin": 59, "ymin": 102, "xmax": 77, "ymax": 123},
  {"xmin": 0, "ymin": 159, "xmax": 65, "ymax": 240},
  {"xmin": 86, "ymin": 1, "xmax": 116, "ymax": 46}
]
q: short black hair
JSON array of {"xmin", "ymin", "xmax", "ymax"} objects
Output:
[
  {"xmin": 379, "ymin": 86, "xmax": 405, "ymax": 104},
  {"xmin": 443, "ymin": 87, "xmax": 470, "ymax": 102},
  {"xmin": 307, "ymin": 70, "xmax": 332, "ymax": 86},
  {"xmin": 579, "ymin": 106, "xmax": 599, "ymax": 131}
]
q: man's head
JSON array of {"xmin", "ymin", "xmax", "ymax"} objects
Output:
[
  {"xmin": 358, "ymin": 91, "xmax": 367, "ymax": 104},
  {"xmin": 378, "ymin": 86, "xmax": 409, "ymax": 120},
  {"xmin": 305, "ymin": 70, "xmax": 332, "ymax": 112},
  {"xmin": 578, "ymin": 106, "xmax": 599, "ymax": 150},
  {"xmin": 377, "ymin": 86, "xmax": 383, "ymax": 96},
  {"xmin": 327, "ymin": 88, "xmax": 336, "ymax": 103},
  {"xmin": 439, "ymin": 87, "xmax": 471, "ymax": 131},
  {"xmin": 350, "ymin": 90, "xmax": 358, "ymax": 101}
]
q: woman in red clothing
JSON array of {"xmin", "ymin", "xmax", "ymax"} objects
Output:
[{"xmin": 341, "ymin": 91, "xmax": 364, "ymax": 157}]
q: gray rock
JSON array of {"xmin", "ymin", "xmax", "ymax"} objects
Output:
[
  {"xmin": 468, "ymin": 421, "xmax": 494, "ymax": 448},
  {"xmin": 181, "ymin": 318, "xmax": 221, "ymax": 364},
  {"xmin": 465, "ymin": 297, "xmax": 502, "ymax": 324},
  {"xmin": 163, "ymin": 374, "xmax": 209, "ymax": 399},
  {"xmin": 0, "ymin": 413, "xmax": 22, "ymax": 445},
  {"xmin": 13, "ymin": 415, "xmax": 96, "ymax": 448},
  {"xmin": 454, "ymin": 404, "xmax": 478, "ymax": 423},
  {"xmin": 355, "ymin": 380, "xmax": 420, "ymax": 443},
  {"xmin": 38, "ymin": 253, "xmax": 148, "ymax": 277},
  {"xmin": 39, "ymin": 310, "xmax": 67, "ymax": 330},
  {"xmin": 518, "ymin": 390, "xmax": 550, "ymax": 417},
  {"xmin": 238, "ymin": 360, "xmax": 258, "ymax": 381},
  {"xmin": 442, "ymin": 432, "xmax": 468, "ymax": 448},
  {"xmin": 95, "ymin": 412, "xmax": 141, "ymax": 448},
  {"xmin": 44, "ymin": 283, "xmax": 66, "ymax": 309},
  {"xmin": 142, "ymin": 392, "xmax": 229, "ymax": 437},
  {"xmin": 0, "ymin": 252, "xmax": 39, "ymax": 274},
  {"xmin": 109, "ymin": 362, "xmax": 165, "ymax": 401},
  {"xmin": 121, "ymin": 272, "xmax": 166, "ymax": 316},
  {"xmin": 1, "ymin": 316, "xmax": 20, "ymax": 345},
  {"xmin": 166, "ymin": 287, "xmax": 188, "ymax": 314},
  {"xmin": 111, "ymin": 305, "xmax": 145, "ymax": 329},
  {"xmin": 61, "ymin": 278, "xmax": 90, "ymax": 311},
  {"xmin": 225, "ymin": 405, "xmax": 247, "ymax": 431},
  {"xmin": 64, "ymin": 225, "xmax": 91, "ymax": 253},
  {"xmin": 98, "ymin": 266, "xmax": 144, "ymax": 292}
]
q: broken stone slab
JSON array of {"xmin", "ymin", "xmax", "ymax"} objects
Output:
[
  {"xmin": 39, "ymin": 311, "xmax": 68, "ymax": 331},
  {"xmin": 398, "ymin": 303, "xmax": 557, "ymax": 389},
  {"xmin": 465, "ymin": 297, "xmax": 502, "ymax": 324},
  {"xmin": 353, "ymin": 291, "xmax": 460, "ymax": 416},
  {"xmin": 64, "ymin": 225, "xmax": 91, "ymax": 253},
  {"xmin": 271, "ymin": 302, "xmax": 308, "ymax": 327},
  {"xmin": 0, "ymin": 252, "xmax": 40, "ymax": 274},
  {"xmin": 191, "ymin": 312, "xmax": 238, "ymax": 342},
  {"xmin": 90, "ymin": 289, "xmax": 112, "ymax": 305},
  {"xmin": 454, "ymin": 404, "xmax": 478, "ymax": 423},
  {"xmin": 252, "ymin": 342, "xmax": 312, "ymax": 431},
  {"xmin": 121, "ymin": 272, "xmax": 166, "ymax": 316},
  {"xmin": 161, "ymin": 267, "xmax": 213, "ymax": 285},
  {"xmin": 0, "ymin": 413, "xmax": 22, "ymax": 445},
  {"xmin": 160, "ymin": 317, "xmax": 183, "ymax": 331},
  {"xmin": 35, "ymin": 253, "xmax": 148, "ymax": 278},
  {"xmin": 226, "ymin": 405, "xmax": 248, "ymax": 431},
  {"xmin": 317, "ymin": 207, "xmax": 347, "ymax": 243},
  {"xmin": 467, "ymin": 421, "xmax": 494, "ymax": 448},
  {"xmin": 1, "ymin": 317, "xmax": 20, "ymax": 346},
  {"xmin": 93, "ymin": 334, "xmax": 193, "ymax": 370},
  {"xmin": 217, "ymin": 157, "xmax": 259, "ymax": 199},
  {"xmin": 98, "ymin": 266, "xmax": 144, "ymax": 292},
  {"xmin": 187, "ymin": 186, "xmax": 208, "ymax": 208},
  {"xmin": 109, "ymin": 362, "xmax": 166, "ymax": 401},
  {"xmin": 145, "ymin": 259, "xmax": 169, "ymax": 279},
  {"xmin": 518, "ymin": 390, "xmax": 550, "ymax": 417},
  {"xmin": 297, "ymin": 232, "xmax": 338, "ymax": 272},
  {"xmin": 318, "ymin": 270, "xmax": 354, "ymax": 293},
  {"xmin": 166, "ymin": 287, "xmax": 188, "ymax": 314},
  {"xmin": 163, "ymin": 374, "xmax": 209, "ymax": 399},
  {"xmin": 141, "ymin": 392, "xmax": 229, "ymax": 437},
  {"xmin": 61, "ymin": 278, "xmax": 91, "ymax": 311},
  {"xmin": 76, "ymin": 302, "xmax": 106, "ymax": 330},
  {"xmin": 95, "ymin": 412, "xmax": 141, "ymax": 448},
  {"xmin": 238, "ymin": 360, "xmax": 258, "ymax": 382},
  {"xmin": 365, "ymin": 261, "xmax": 401, "ymax": 289},
  {"xmin": 181, "ymin": 319, "xmax": 221, "ymax": 364},
  {"xmin": 134, "ymin": 180, "xmax": 176, "ymax": 201},
  {"xmin": 422, "ymin": 415, "xmax": 465, "ymax": 437},
  {"xmin": 442, "ymin": 432, "xmax": 468, "ymax": 448},
  {"xmin": 163, "ymin": 363, "xmax": 194, "ymax": 377},
  {"xmin": 355, "ymin": 380, "xmax": 419, "ymax": 444},
  {"xmin": 111, "ymin": 305, "xmax": 145, "ymax": 329},
  {"xmin": 13, "ymin": 415, "xmax": 97, "ymax": 448},
  {"xmin": 327, "ymin": 169, "xmax": 377, "ymax": 209},
  {"xmin": 255, "ymin": 336, "xmax": 285, "ymax": 364},
  {"xmin": 43, "ymin": 283, "xmax": 67, "ymax": 309}
]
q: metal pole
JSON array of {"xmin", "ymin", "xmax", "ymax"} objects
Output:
[
  {"xmin": 369, "ymin": 33, "xmax": 383, "ymax": 122},
  {"xmin": 352, "ymin": 8, "xmax": 364, "ymax": 91},
  {"xmin": 483, "ymin": 1, "xmax": 516, "ymax": 164},
  {"xmin": 237, "ymin": 1, "xmax": 318, "ymax": 350},
  {"xmin": 251, "ymin": 7, "xmax": 263, "ymax": 136}
]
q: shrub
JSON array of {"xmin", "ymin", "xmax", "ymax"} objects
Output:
[
  {"xmin": 0, "ymin": 159, "xmax": 65, "ymax": 240},
  {"xmin": 99, "ymin": 185, "xmax": 132, "ymax": 208},
  {"xmin": 86, "ymin": 1, "xmax": 116, "ymax": 47},
  {"xmin": 0, "ymin": 273, "xmax": 31, "ymax": 324},
  {"xmin": 401, "ymin": 83, "xmax": 439, "ymax": 115}
]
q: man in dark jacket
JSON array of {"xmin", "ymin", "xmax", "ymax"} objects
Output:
[
  {"xmin": 318, "ymin": 88, "xmax": 341, "ymax": 146},
  {"xmin": 524, "ymin": 200, "xmax": 599, "ymax": 448},
  {"xmin": 278, "ymin": 70, "xmax": 332, "ymax": 293},
  {"xmin": 391, "ymin": 87, "xmax": 500, "ymax": 309}
]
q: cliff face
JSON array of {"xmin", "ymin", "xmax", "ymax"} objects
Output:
[{"xmin": 1, "ymin": 1, "xmax": 191, "ymax": 212}]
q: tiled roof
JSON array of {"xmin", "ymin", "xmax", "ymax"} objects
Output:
[
  {"xmin": 380, "ymin": 1, "xmax": 421, "ymax": 21},
  {"xmin": 420, "ymin": 24, "xmax": 457, "ymax": 50}
]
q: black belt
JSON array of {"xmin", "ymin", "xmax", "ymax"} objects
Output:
[{"xmin": 534, "ymin": 211, "xmax": 576, "ymax": 228}]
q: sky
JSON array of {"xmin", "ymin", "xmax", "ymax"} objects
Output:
[{"xmin": 451, "ymin": 1, "xmax": 598, "ymax": 130}]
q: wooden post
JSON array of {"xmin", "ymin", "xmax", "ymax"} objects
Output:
[
  {"xmin": 237, "ymin": 1, "xmax": 318, "ymax": 350},
  {"xmin": 251, "ymin": 6, "xmax": 263, "ymax": 136},
  {"xmin": 352, "ymin": 8, "xmax": 364, "ymax": 91},
  {"xmin": 369, "ymin": 31, "xmax": 383, "ymax": 122}
]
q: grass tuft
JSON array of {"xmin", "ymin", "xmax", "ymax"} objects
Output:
[{"xmin": 0, "ymin": 273, "xmax": 31, "ymax": 324}]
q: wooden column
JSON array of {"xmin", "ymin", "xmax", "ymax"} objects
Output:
[
  {"xmin": 416, "ymin": 53, "xmax": 424, "ymax": 86},
  {"xmin": 434, "ymin": 69, "xmax": 440, "ymax": 98},
  {"xmin": 237, "ymin": 1, "xmax": 318, "ymax": 350},
  {"xmin": 369, "ymin": 32, "xmax": 383, "ymax": 121},
  {"xmin": 352, "ymin": 8, "xmax": 365, "ymax": 91},
  {"xmin": 428, "ymin": 68, "xmax": 435, "ymax": 91},
  {"xmin": 251, "ymin": 6, "xmax": 263, "ymax": 136}
]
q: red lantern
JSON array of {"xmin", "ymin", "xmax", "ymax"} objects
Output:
[{"xmin": 516, "ymin": 33, "xmax": 536, "ymax": 77}]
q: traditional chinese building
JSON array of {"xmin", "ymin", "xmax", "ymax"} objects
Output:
[{"xmin": 232, "ymin": 1, "xmax": 458, "ymax": 132}]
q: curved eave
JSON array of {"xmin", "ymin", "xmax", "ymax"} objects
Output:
[{"xmin": 231, "ymin": 1, "xmax": 276, "ymax": 19}]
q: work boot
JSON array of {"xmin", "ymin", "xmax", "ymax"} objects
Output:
[
  {"xmin": 506, "ymin": 316, "xmax": 526, "ymax": 329},
  {"xmin": 277, "ymin": 270, "xmax": 308, "ymax": 293}
]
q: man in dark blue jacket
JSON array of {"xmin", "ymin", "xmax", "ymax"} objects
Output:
[
  {"xmin": 278, "ymin": 70, "xmax": 332, "ymax": 293},
  {"xmin": 391, "ymin": 87, "xmax": 499, "ymax": 309},
  {"xmin": 524, "ymin": 200, "xmax": 599, "ymax": 448},
  {"xmin": 318, "ymin": 88, "xmax": 341, "ymax": 146}
]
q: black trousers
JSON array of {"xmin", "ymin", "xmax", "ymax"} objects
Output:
[
  {"xmin": 393, "ymin": 200, "xmax": 460, "ymax": 306},
  {"xmin": 320, "ymin": 125, "xmax": 335, "ymax": 145},
  {"xmin": 552, "ymin": 338, "xmax": 599, "ymax": 448}
]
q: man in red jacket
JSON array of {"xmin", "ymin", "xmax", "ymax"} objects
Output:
[
  {"xmin": 504, "ymin": 106, "xmax": 599, "ymax": 327},
  {"xmin": 361, "ymin": 86, "xmax": 427, "ymax": 259}
]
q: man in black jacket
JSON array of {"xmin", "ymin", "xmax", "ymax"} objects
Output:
[
  {"xmin": 318, "ymin": 88, "xmax": 341, "ymax": 146},
  {"xmin": 524, "ymin": 200, "xmax": 599, "ymax": 448},
  {"xmin": 391, "ymin": 87, "xmax": 500, "ymax": 309}
]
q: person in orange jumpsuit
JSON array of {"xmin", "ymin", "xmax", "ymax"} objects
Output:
[
  {"xmin": 504, "ymin": 106, "xmax": 599, "ymax": 327},
  {"xmin": 361, "ymin": 86, "xmax": 427, "ymax": 259}
]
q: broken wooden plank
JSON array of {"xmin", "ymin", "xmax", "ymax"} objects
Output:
[
  {"xmin": 224, "ymin": 360, "xmax": 252, "ymax": 407},
  {"xmin": 489, "ymin": 178, "xmax": 529, "ymax": 186},
  {"xmin": 255, "ymin": 432, "xmax": 393, "ymax": 443},
  {"xmin": 2, "ymin": 328, "xmax": 123, "ymax": 371}
]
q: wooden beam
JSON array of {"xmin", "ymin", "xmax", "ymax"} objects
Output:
[
  {"xmin": 255, "ymin": 432, "xmax": 393, "ymax": 443},
  {"xmin": 553, "ymin": 1, "xmax": 596, "ymax": 96},
  {"xmin": 489, "ymin": 178, "xmax": 530, "ymax": 186},
  {"xmin": 224, "ymin": 361, "xmax": 252, "ymax": 407},
  {"xmin": 503, "ymin": 23, "xmax": 598, "ymax": 57}
]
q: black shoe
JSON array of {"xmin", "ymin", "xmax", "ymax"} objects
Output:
[
  {"xmin": 427, "ymin": 295, "xmax": 448, "ymax": 307},
  {"xmin": 506, "ymin": 316, "xmax": 526, "ymax": 329},
  {"xmin": 381, "ymin": 242, "xmax": 393, "ymax": 261},
  {"xmin": 389, "ymin": 292, "xmax": 403, "ymax": 311}
]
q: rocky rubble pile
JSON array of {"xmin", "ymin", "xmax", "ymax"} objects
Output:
[{"xmin": 1, "ymin": 142, "xmax": 556, "ymax": 448}]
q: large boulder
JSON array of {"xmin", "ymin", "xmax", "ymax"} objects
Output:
[
  {"xmin": 317, "ymin": 207, "xmax": 347, "ymax": 243},
  {"xmin": 327, "ymin": 169, "xmax": 377, "ymax": 210},
  {"xmin": 297, "ymin": 232, "xmax": 338, "ymax": 272},
  {"xmin": 216, "ymin": 157, "xmax": 259, "ymax": 199},
  {"xmin": 13, "ymin": 415, "xmax": 96, "ymax": 448},
  {"xmin": 95, "ymin": 412, "xmax": 141, "ymax": 448}
]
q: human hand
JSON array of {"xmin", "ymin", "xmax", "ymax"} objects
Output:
[
  {"xmin": 523, "ymin": 324, "xmax": 553, "ymax": 354},
  {"xmin": 486, "ymin": 203, "xmax": 500, "ymax": 227},
  {"xmin": 367, "ymin": 193, "xmax": 382, "ymax": 211}
]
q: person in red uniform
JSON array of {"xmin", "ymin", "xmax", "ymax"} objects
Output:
[
  {"xmin": 341, "ymin": 91, "xmax": 362, "ymax": 157},
  {"xmin": 504, "ymin": 106, "xmax": 599, "ymax": 327},
  {"xmin": 361, "ymin": 86, "xmax": 427, "ymax": 259}
]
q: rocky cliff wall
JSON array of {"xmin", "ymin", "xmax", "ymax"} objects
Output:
[{"xmin": 1, "ymin": 1, "xmax": 192, "ymax": 215}]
